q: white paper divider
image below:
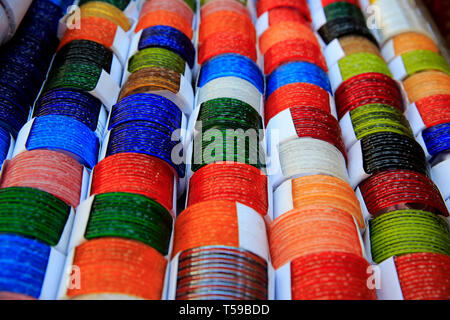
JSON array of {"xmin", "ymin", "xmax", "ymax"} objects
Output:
[
  {"xmin": 324, "ymin": 38, "xmax": 346, "ymax": 69},
  {"xmin": 329, "ymin": 61, "xmax": 344, "ymax": 93},
  {"xmin": 275, "ymin": 262, "xmax": 291, "ymax": 300},
  {"xmin": 339, "ymin": 111, "xmax": 358, "ymax": 151},
  {"xmin": 123, "ymin": 0, "xmax": 140, "ymax": 21},
  {"xmin": 363, "ymin": 221, "xmax": 373, "ymax": 264},
  {"xmin": 266, "ymin": 109, "xmax": 296, "ymax": 157},
  {"xmin": 272, "ymin": 179, "xmax": 294, "ymax": 221},
  {"xmin": 405, "ymin": 102, "xmax": 426, "ymax": 137},
  {"xmin": 355, "ymin": 187, "xmax": 371, "ymax": 223},
  {"xmin": 377, "ymin": 257, "xmax": 404, "ymax": 300},
  {"xmin": 12, "ymin": 118, "xmax": 34, "ymax": 158},
  {"xmin": 388, "ymin": 55, "xmax": 408, "ymax": 81},
  {"xmin": 95, "ymin": 105, "xmax": 108, "ymax": 139},
  {"xmin": 89, "ymin": 70, "xmax": 120, "ymax": 111},
  {"xmin": 236, "ymin": 202, "xmax": 270, "ymax": 261},
  {"xmin": 255, "ymin": 11, "xmax": 269, "ymax": 37},
  {"xmin": 311, "ymin": 6, "xmax": 326, "ymax": 31},
  {"xmin": 415, "ymin": 131, "xmax": 432, "ymax": 160},
  {"xmin": 431, "ymin": 159, "xmax": 450, "ymax": 201},
  {"xmin": 347, "ymin": 140, "xmax": 370, "ymax": 189},
  {"xmin": 109, "ymin": 54, "xmax": 124, "ymax": 85},
  {"xmin": 381, "ymin": 38, "xmax": 396, "ymax": 63},
  {"xmin": 40, "ymin": 248, "xmax": 67, "ymax": 300}
]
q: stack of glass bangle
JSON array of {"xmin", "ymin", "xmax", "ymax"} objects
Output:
[
  {"xmin": 54, "ymin": 0, "xmax": 194, "ymax": 300},
  {"xmin": 318, "ymin": 0, "xmax": 449, "ymax": 299},
  {"xmin": 171, "ymin": 0, "xmax": 272, "ymax": 300},
  {"xmin": 0, "ymin": 0, "xmax": 77, "ymax": 300},
  {"xmin": 368, "ymin": 0, "xmax": 450, "ymax": 215},
  {"xmin": 260, "ymin": 0, "xmax": 376, "ymax": 300}
]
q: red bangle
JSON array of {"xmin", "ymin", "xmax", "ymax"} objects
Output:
[
  {"xmin": 359, "ymin": 169, "xmax": 449, "ymax": 218},
  {"xmin": 290, "ymin": 252, "xmax": 377, "ymax": 300},
  {"xmin": 256, "ymin": 0, "xmax": 311, "ymax": 22},
  {"xmin": 290, "ymin": 106, "xmax": 347, "ymax": 161},
  {"xmin": 265, "ymin": 82, "xmax": 331, "ymax": 126},
  {"xmin": 264, "ymin": 38, "xmax": 327, "ymax": 75},
  {"xmin": 334, "ymin": 72, "xmax": 404, "ymax": 120},
  {"xmin": 268, "ymin": 7, "xmax": 309, "ymax": 26},
  {"xmin": 187, "ymin": 162, "xmax": 268, "ymax": 217},
  {"xmin": 90, "ymin": 153, "xmax": 176, "ymax": 212},
  {"xmin": 198, "ymin": 31, "xmax": 257, "ymax": 65},
  {"xmin": 395, "ymin": 253, "xmax": 450, "ymax": 300},
  {"xmin": 415, "ymin": 94, "xmax": 450, "ymax": 128}
]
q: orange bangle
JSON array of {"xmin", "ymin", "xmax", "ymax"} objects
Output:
[
  {"xmin": 173, "ymin": 201, "xmax": 240, "ymax": 258},
  {"xmin": 58, "ymin": 16, "xmax": 118, "ymax": 51},
  {"xmin": 269, "ymin": 205, "xmax": 363, "ymax": 270},
  {"xmin": 67, "ymin": 238, "xmax": 167, "ymax": 300},
  {"xmin": 339, "ymin": 35, "xmax": 382, "ymax": 58},
  {"xmin": 119, "ymin": 66, "xmax": 181, "ymax": 100},
  {"xmin": 291, "ymin": 175, "xmax": 364, "ymax": 228},
  {"xmin": 403, "ymin": 70, "xmax": 450, "ymax": 103},
  {"xmin": 393, "ymin": 32, "xmax": 439, "ymax": 57},
  {"xmin": 135, "ymin": 10, "xmax": 194, "ymax": 39},
  {"xmin": 140, "ymin": 0, "xmax": 194, "ymax": 25},
  {"xmin": 80, "ymin": 1, "xmax": 131, "ymax": 32},
  {"xmin": 199, "ymin": 10, "xmax": 256, "ymax": 45},
  {"xmin": 259, "ymin": 21, "xmax": 319, "ymax": 55}
]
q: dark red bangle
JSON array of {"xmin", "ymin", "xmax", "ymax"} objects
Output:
[
  {"xmin": 359, "ymin": 169, "xmax": 449, "ymax": 218},
  {"xmin": 334, "ymin": 72, "xmax": 404, "ymax": 120},
  {"xmin": 289, "ymin": 106, "xmax": 347, "ymax": 161},
  {"xmin": 263, "ymin": 38, "xmax": 327, "ymax": 75},
  {"xmin": 265, "ymin": 82, "xmax": 331, "ymax": 126}
]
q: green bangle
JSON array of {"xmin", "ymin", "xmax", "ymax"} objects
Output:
[
  {"xmin": 0, "ymin": 187, "xmax": 70, "ymax": 246},
  {"xmin": 185, "ymin": 0, "xmax": 197, "ymax": 11},
  {"xmin": 85, "ymin": 192, "xmax": 173, "ymax": 255},
  {"xmin": 369, "ymin": 209, "xmax": 450, "ymax": 264},
  {"xmin": 128, "ymin": 48, "xmax": 186, "ymax": 75},
  {"xmin": 338, "ymin": 52, "xmax": 392, "ymax": 81},
  {"xmin": 402, "ymin": 50, "xmax": 450, "ymax": 77},
  {"xmin": 350, "ymin": 103, "xmax": 414, "ymax": 140},
  {"xmin": 45, "ymin": 62, "xmax": 102, "ymax": 92},
  {"xmin": 324, "ymin": 2, "xmax": 365, "ymax": 23}
]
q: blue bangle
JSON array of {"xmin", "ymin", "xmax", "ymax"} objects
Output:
[
  {"xmin": 0, "ymin": 125, "xmax": 11, "ymax": 165},
  {"xmin": 198, "ymin": 53, "xmax": 265, "ymax": 94},
  {"xmin": 109, "ymin": 93, "xmax": 182, "ymax": 133},
  {"xmin": 0, "ymin": 234, "xmax": 50, "ymax": 299},
  {"xmin": 0, "ymin": 0, "xmax": 63, "ymax": 137},
  {"xmin": 423, "ymin": 122, "xmax": 450, "ymax": 157},
  {"xmin": 138, "ymin": 25, "xmax": 195, "ymax": 68},
  {"xmin": 265, "ymin": 61, "xmax": 332, "ymax": 98},
  {"xmin": 26, "ymin": 115, "xmax": 100, "ymax": 169},
  {"xmin": 106, "ymin": 120, "xmax": 185, "ymax": 178},
  {"xmin": 34, "ymin": 88, "xmax": 102, "ymax": 132}
]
